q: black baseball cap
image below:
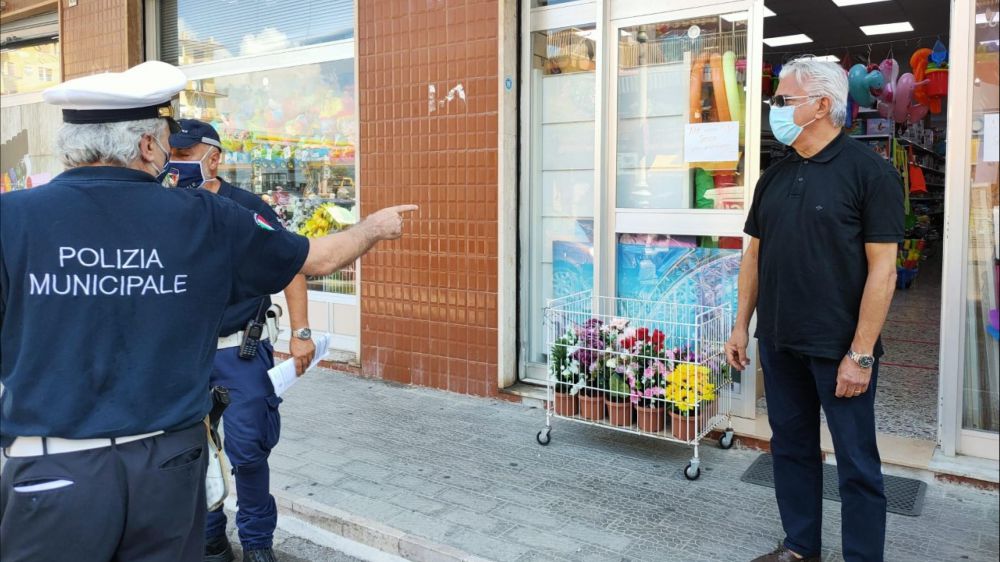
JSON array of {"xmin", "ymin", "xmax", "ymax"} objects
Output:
[{"xmin": 169, "ymin": 119, "xmax": 222, "ymax": 150}]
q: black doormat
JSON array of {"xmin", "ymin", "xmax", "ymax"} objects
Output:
[{"xmin": 740, "ymin": 453, "xmax": 927, "ymax": 517}]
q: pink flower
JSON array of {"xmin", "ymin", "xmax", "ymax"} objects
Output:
[
  {"xmin": 651, "ymin": 386, "xmax": 664, "ymax": 396},
  {"xmin": 643, "ymin": 388, "xmax": 654, "ymax": 398},
  {"xmin": 630, "ymin": 392, "xmax": 640, "ymax": 404}
]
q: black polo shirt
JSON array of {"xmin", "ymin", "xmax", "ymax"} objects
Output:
[
  {"xmin": 0, "ymin": 166, "xmax": 310, "ymax": 442},
  {"xmin": 745, "ymin": 132, "xmax": 904, "ymax": 360},
  {"xmin": 215, "ymin": 179, "xmax": 287, "ymax": 336}
]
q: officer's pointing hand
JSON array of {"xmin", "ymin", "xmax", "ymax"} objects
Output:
[{"xmin": 366, "ymin": 205, "xmax": 419, "ymax": 241}]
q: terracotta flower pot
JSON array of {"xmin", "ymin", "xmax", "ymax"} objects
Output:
[
  {"xmin": 670, "ymin": 409, "xmax": 708, "ymax": 442},
  {"xmin": 636, "ymin": 403, "xmax": 665, "ymax": 433},
  {"xmin": 605, "ymin": 398, "xmax": 633, "ymax": 427},
  {"xmin": 579, "ymin": 391, "xmax": 606, "ymax": 421},
  {"xmin": 553, "ymin": 391, "xmax": 578, "ymax": 417}
]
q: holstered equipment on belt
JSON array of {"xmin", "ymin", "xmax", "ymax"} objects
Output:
[{"xmin": 205, "ymin": 385, "xmax": 231, "ymax": 511}]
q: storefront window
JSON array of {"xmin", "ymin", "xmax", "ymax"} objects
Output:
[
  {"xmin": 963, "ymin": 5, "xmax": 1000, "ymax": 433},
  {"xmin": 177, "ymin": 59, "xmax": 357, "ymax": 294},
  {"xmin": 0, "ymin": 101, "xmax": 63, "ymax": 192},
  {"xmin": 0, "ymin": 40, "xmax": 60, "ymax": 95},
  {"xmin": 159, "ymin": 0, "xmax": 353, "ymax": 65},
  {"xmin": 616, "ymin": 233, "xmax": 742, "ymax": 385},
  {"xmin": 616, "ymin": 16, "xmax": 747, "ymax": 210},
  {"xmin": 524, "ymin": 25, "xmax": 597, "ymax": 364}
]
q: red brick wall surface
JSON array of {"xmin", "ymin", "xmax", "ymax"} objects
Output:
[
  {"xmin": 60, "ymin": 0, "xmax": 142, "ymax": 80},
  {"xmin": 358, "ymin": 0, "xmax": 499, "ymax": 396}
]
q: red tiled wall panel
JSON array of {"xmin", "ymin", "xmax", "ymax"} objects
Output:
[{"xmin": 358, "ymin": 0, "xmax": 499, "ymax": 396}]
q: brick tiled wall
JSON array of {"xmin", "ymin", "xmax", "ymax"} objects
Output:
[
  {"xmin": 60, "ymin": 0, "xmax": 142, "ymax": 80},
  {"xmin": 1, "ymin": 0, "xmax": 55, "ymax": 16},
  {"xmin": 358, "ymin": 0, "xmax": 499, "ymax": 396}
]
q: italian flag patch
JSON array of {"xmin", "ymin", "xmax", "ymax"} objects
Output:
[{"xmin": 254, "ymin": 213, "xmax": 275, "ymax": 231}]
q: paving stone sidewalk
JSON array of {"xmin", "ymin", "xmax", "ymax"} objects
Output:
[{"xmin": 269, "ymin": 369, "xmax": 1000, "ymax": 562}]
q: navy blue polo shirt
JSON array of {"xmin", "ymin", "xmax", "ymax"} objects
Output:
[
  {"xmin": 215, "ymin": 179, "xmax": 286, "ymax": 336},
  {"xmin": 0, "ymin": 166, "xmax": 310, "ymax": 441},
  {"xmin": 745, "ymin": 132, "xmax": 904, "ymax": 360}
]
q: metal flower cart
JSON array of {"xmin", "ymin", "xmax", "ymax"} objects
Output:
[{"xmin": 536, "ymin": 291, "xmax": 735, "ymax": 480}]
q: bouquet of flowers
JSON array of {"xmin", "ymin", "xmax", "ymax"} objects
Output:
[
  {"xmin": 664, "ymin": 362, "xmax": 716, "ymax": 415},
  {"xmin": 549, "ymin": 327, "xmax": 580, "ymax": 394}
]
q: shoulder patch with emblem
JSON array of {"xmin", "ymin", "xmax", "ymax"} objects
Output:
[{"xmin": 253, "ymin": 213, "xmax": 275, "ymax": 231}]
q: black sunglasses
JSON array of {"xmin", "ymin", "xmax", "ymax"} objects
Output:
[{"xmin": 764, "ymin": 94, "xmax": 822, "ymax": 108}]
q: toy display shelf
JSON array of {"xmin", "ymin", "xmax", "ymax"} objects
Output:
[{"xmin": 897, "ymin": 137, "xmax": 944, "ymax": 159}]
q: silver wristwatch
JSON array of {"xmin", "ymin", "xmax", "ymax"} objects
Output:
[
  {"xmin": 292, "ymin": 328, "xmax": 312, "ymax": 340},
  {"xmin": 847, "ymin": 349, "xmax": 875, "ymax": 369}
]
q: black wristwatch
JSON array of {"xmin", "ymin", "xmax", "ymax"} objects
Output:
[
  {"xmin": 292, "ymin": 328, "xmax": 312, "ymax": 340},
  {"xmin": 847, "ymin": 349, "xmax": 875, "ymax": 369}
]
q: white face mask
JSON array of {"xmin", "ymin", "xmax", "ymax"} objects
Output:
[{"xmin": 148, "ymin": 137, "xmax": 173, "ymax": 184}]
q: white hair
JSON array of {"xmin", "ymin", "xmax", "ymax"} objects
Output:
[
  {"xmin": 779, "ymin": 57, "xmax": 849, "ymax": 126},
  {"xmin": 56, "ymin": 118, "xmax": 167, "ymax": 168}
]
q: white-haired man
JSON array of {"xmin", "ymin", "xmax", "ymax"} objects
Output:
[
  {"xmin": 0, "ymin": 61, "xmax": 416, "ymax": 561},
  {"xmin": 726, "ymin": 58, "xmax": 903, "ymax": 562}
]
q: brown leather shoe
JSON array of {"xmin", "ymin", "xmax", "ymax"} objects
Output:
[{"xmin": 750, "ymin": 545, "xmax": 820, "ymax": 562}]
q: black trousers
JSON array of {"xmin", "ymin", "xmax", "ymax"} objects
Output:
[
  {"xmin": 759, "ymin": 340, "xmax": 887, "ymax": 562},
  {"xmin": 1, "ymin": 422, "xmax": 207, "ymax": 562}
]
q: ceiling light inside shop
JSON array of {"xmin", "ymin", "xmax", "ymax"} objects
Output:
[
  {"xmin": 860, "ymin": 21, "xmax": 914, "ymax": 35},
  {"xmin": 811, "ymin": 55, "xmax": 841, "ymax": 62},
  {"xmin": 832, "ymin": 0, "xmax": 891, "ymax": 6},
  {"xmin": 977, "ymin": 12, "xmax": 1000, "ymax": 25},
  {"xmin": 763, "ymin": 34, "xmax": 813, "ymax": 47},
  {"xmin": 721, "ymin": 6, "xmax": 776, "ymax": 22}
]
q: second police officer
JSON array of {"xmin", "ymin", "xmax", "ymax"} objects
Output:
[{"xmin": 167, "ymin": 119, "xmax": 315, "ymax": 562}]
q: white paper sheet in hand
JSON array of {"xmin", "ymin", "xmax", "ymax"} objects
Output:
[{"xmin": 267, "ymin": 333, "xmax": 331, "ymax": 397}]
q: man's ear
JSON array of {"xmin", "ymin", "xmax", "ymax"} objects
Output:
[
  {"xmin": 138, "ymin": 134, "xmax": 157, "ymax": 163},
  {"xmin": 816, "ymin": 96, "xmax": 832, "ymax": 120},
  {"xmin": 209, "ymin": 148, "xmax": 222, "ymax": 172}
]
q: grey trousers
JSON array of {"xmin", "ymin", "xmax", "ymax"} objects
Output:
[{"xmin": 1, "ymin": 422, "xmax": 207, "ymax": 562}]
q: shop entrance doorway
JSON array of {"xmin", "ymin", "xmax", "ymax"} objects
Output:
[{"xmin": 759, "ymin": 0, "xmax": 951, "ymax": 447}]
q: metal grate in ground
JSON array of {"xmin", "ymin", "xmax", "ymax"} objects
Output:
[{"xmin": 740, "ymin": 453, "xmax": 928, "ymax": 517}]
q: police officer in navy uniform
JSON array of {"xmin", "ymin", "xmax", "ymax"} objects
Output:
[
  {"xmin": 0, "ymin": 61, "xmax": 416, "ymax": 562},
  {"xmin": 167, "ymin": 119, "xmax": 316, "ymax": 562}
]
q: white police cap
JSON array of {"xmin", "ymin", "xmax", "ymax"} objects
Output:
[{"xmin": 43, "ymin": 61, "xmax": 187, "ymax": 131}]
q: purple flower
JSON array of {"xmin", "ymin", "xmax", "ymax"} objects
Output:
[{"xmin": 584, "ymin": 318, "xmax": 604, "ymax": 329}]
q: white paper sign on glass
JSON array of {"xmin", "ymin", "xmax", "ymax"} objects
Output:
[
  {"xmin": 983, "ymin": 113, "xmax": 999, "ymax": 163},
  {"xmin": 684, "ymin": 121, "xmax": 740, "ymax": 163}
]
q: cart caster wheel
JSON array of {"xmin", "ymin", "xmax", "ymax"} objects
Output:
[
  {"xmin": 536, "ymin": 429, "xmax": 551, "ymax": 446},
  {"xmin": 684, "ymin": 463, "xmax": 701, "ymax": 481},
  {"xmin": 719, "ymin": 430, "xmax": 734, "ymax": 450}
]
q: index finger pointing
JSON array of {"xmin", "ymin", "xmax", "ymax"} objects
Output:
[{"xmin": 388, "ymin": 204, "xmax": 419, "ymax": 214}]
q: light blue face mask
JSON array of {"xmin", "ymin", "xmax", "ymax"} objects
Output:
[{"xmin": 768, "ymin": 98, "xmax": 819, "ymax": 146}]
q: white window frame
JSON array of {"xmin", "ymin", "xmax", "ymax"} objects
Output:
[
  {"xmin": 519, "ymin": 0, "xmax": 600, "ymax": 383},
  {"xmin": 518, "ymin": 0, "xmax": 764, "ymax": 406},
  {"xmin": 939, "ymin": 0, "xmax": 1000, "ymax": 460}
]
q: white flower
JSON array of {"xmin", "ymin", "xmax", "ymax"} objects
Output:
[
  {"xmin": 569, "ymin": 361, "xmax": 580, "ymax": 375},
  {"xmin": 606, "ymin": 357, "xmax": 618, "ymax": 369},
  {"xmin": 610, "ymin": 317, "xmax": 630, "ymax": 331}
]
